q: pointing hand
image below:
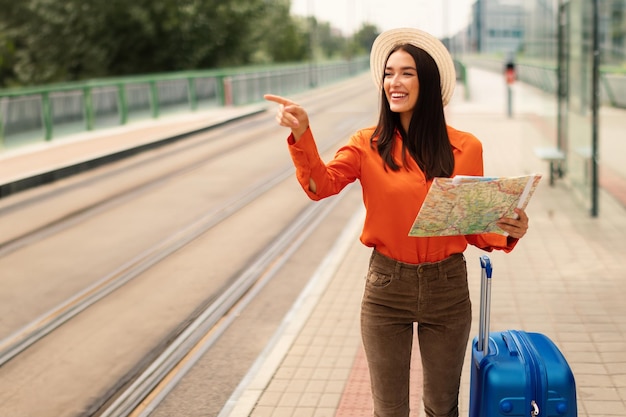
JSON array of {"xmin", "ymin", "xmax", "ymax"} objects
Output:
[{"xmin": 264, "ymin": 94, "xmax": 310, "ymax": 140}]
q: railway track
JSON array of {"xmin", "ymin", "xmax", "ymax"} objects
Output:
[{"xmin": 0, "ymin": 75, "xmax": 377, "ymax": 417}]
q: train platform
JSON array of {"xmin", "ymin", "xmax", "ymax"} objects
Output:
[
  {"xmin": 217, "ymin": 69, "xmax": 626, "ymax": 417},
  {"xmin": 2, "ymin": 68, "xmax": 626, "ymax": 417}
]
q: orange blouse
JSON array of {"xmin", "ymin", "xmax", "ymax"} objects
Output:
[{"xmin": 287, "ymin": 125, "xmax": 517, "ymax": 264}]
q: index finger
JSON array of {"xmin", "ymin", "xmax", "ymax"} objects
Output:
[{"xmin": 264, "ymin": 94, "xmax": 295, "ymax": 106}]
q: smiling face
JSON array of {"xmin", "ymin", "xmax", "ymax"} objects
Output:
[{"xmin": 383, "ymin": 48, "xmax": 419, "ymax": 131}]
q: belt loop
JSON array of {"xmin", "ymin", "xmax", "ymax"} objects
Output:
[{"xmin": 394, "ymin": 261, "xmax": 402, "ymax": 276}]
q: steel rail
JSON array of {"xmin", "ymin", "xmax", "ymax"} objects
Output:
[
  {"xmin": 97, "ymin": 187, "xmax": 350, "ymax": 417},
  {"xmin": 0, "ymin": 165, "xmax": 294, "ymax": 367},
  {"xmin": 0, "ymin": 110, "xmax": 361, "ymax": 367},
  {"xmin": 0, "ymin": 122, "xmax": 275, "ymax": 257}
]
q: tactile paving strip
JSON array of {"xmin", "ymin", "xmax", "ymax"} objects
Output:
[{"xmin": 335, "ymin": 333, "xmax": 423, "ymax": 417}]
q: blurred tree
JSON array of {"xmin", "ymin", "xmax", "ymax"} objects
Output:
[
  {"xmin": 0, "ymin": 0, "xmax": 365, "ymax": 87},
  {"xmin": 353, "ymin": 23, "xmax": 380, "ymax": 53},
  {"xmin": 0, "ymin": 33, "xmax": 16, "ymax": 87},
  {"xmin": 248, "ymin": 0, "xmax": 308, "ymax": 64},
  {"xmin": 316, "ymin": 21, "xmax": 346, "ymax": 59},
  {"xmin": 95, "ymin": 0, "xmax": 272, "ymax": 74},
  {"xmin": 0, "ymin": 0, "xmax": 111, "ymax": 86},
  {"xmin": 342, "ymin": 23, "xmax": 380, "ymax": 60}
]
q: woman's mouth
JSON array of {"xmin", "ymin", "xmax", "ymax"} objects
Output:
[{"xmin": 390, "ymin": 93, "xmax": 407, "ymax": 100}]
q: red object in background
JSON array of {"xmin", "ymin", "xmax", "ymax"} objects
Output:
[
  {"xmin": 505, "ymin": 63, "xmax": 516, "ymax": 85},
  {"xmin": 505, "ymin": 68, "xmax": 516, "ymax": 84}
]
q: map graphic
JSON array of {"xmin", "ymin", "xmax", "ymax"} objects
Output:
[{"xmin": 409, "ymin": 174, "xmax": 542, "ymax": 237}]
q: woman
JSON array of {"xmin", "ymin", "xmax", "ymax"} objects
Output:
[{"xmin": 265, "ymin": 28, "xmax": 529, "ymax": 417}]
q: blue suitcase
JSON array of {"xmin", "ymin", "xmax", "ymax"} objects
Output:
[{"xmin": 469, "ymin": 255, "xmax": 577, "ymax": 417}]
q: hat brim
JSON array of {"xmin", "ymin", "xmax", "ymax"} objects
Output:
[{"xmin": 370, "ymin": 28, "xmax": 456, "ymax": 106}]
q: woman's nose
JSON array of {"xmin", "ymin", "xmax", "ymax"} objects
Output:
[{"xmin": 391, "ymin": 74, "xmax": 404, "ymax": 85}]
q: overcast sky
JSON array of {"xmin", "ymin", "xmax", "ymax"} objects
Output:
[{"xmin": 290, "ymin": 0, "xmax": 476, "ymax": 38}]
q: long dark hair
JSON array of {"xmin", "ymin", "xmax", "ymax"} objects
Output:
[{"xmin": 371, "ymin": 44, "xmax": 454, "ymax": 180}]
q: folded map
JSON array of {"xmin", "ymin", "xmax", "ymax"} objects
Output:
[{"xmin": 408, "ymin": 174, "xmax": 542, "ymax": 237}]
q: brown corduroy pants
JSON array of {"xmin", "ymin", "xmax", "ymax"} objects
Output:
[{"xmin": 360, "ymin": 250, "xmax": 472, "ymax": 417}]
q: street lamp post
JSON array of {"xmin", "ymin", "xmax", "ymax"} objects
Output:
[
  {"xmin": 308, "ymin": 0, "xmax": 317, "ymax": 87},
  {"xmin": 591, "ymin": 0, "xmax": 600, "ymax": 217}
]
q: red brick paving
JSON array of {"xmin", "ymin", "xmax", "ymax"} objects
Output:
[{"xmin": 335, "ymin": 335, "xmax": 424, "ymax": 417}]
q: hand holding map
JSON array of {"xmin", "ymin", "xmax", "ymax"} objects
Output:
[{"xmin": 408, "ymin": 174, "xmax": 542, "ymax": 237}]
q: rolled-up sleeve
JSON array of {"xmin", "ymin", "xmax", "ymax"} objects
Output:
[{"xmin": 466, "ymin": 233, "xmax": 519, "ymax": 253}]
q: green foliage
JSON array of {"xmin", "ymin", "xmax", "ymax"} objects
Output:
[
  {"xmin": 251, "ymin": 0, "xmax": 309, "ymax": 64},
  {"xmin": 344, "ymin": 23, "xmax": 381, "ymax": 60},
  {"xmin": 0, "ymin": 0, "xmax": 377, "ymax": 87}
]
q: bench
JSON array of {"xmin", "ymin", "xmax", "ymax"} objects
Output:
[{"xmin": 534, "ymin": 147, "xmax": 565, "ymax": 186}]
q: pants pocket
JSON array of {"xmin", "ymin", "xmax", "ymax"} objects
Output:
[{"xmin": 365, "ymin": 269, "xmax": 393, "ymax": 288}]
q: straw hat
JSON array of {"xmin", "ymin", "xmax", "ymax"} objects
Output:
[{"xmin": 370, "ymin": 28, "xmax": 456, "ymax": 106}]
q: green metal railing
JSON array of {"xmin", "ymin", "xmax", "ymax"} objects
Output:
[
  {"xmin": 0, "ymin": 57, "xmax": 370, "ymax": 150},
  {"xmin": 11, "ymin": 55, "xmax": 617, "ymax": 154}
]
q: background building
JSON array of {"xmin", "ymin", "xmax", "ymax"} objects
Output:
[
  {"xmin": 466, "ymin": 0, "xmax": 526, "ymax": 54},
  {"xmin": 522, "ymin": 0, "xmax": 558, "ymax": 60}
]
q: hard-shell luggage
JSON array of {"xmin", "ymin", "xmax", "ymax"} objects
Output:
[{"xmin": 469, "ymin": 255, "xmax": 577, "ymax": 417}]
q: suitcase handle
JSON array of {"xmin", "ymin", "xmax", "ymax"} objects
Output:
[
  {"xmin": 502, "ymin": 332, "xmax": 520, "ymax": 356},
  {"xmin": 480, "ymin": 255, "xmax": 492, "ymax": 278},
  {"xmin": 477, "ymin": 255, "xmax": 492, "ymax": 355}
]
